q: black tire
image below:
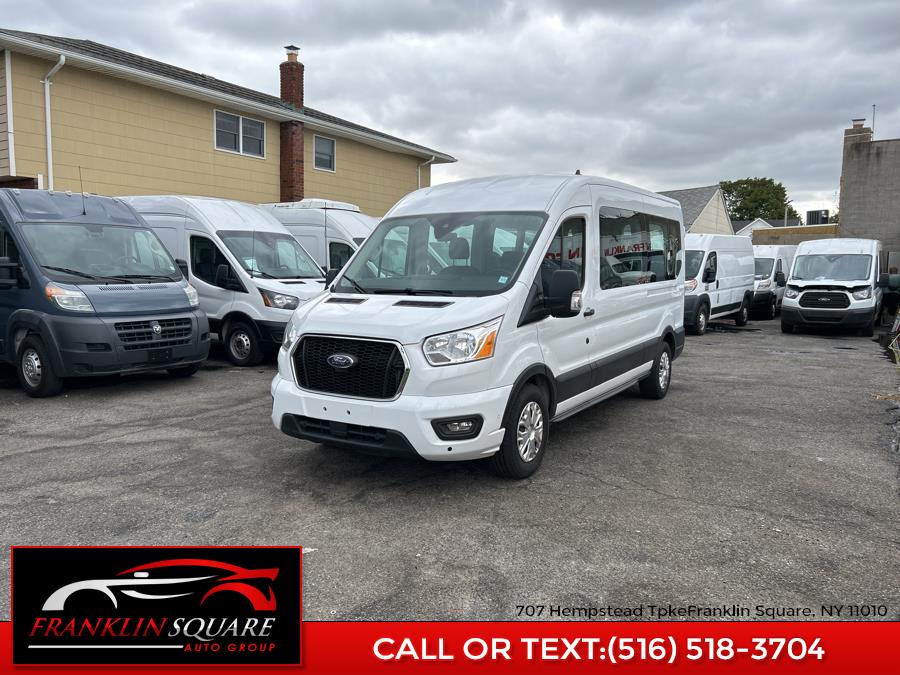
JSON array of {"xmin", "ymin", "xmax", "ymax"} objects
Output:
[
  {"xmin": 489, "ymin": 383, "xmax": 549, "ymax": 480},
  {"xmin": 639, "ymin": 342, "xmax": 673, "ymax": 400},
  {"xmin": 17, "ymin": 336, "xmax": 64, "ymax": 397},
  {"xmin": 860, "ymin": 313, "xmax": 875, "ymax": 338},
  {"xmin": 767, "ymin": 297, "xmax": 777, "ymax": 320},
  {"xmin": 167, "ymin": 362, "xmax": 202, "ymax": 378},
  {"xmin": 224, "ymin": 321, "xmax": 263, "ymax": 366},
  {"xmin": 734, "ymin": 300, "xmax": 750, "ymax": 326},
  {"xmin": 781, "ymin": 321, "xmax": 794, "ymax": 334},
  {"xmin": 689, "ymin": 303, "xmax": 709, "ymax": 336}
]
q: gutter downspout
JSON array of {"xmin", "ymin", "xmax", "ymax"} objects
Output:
[
  {"xmin": 41, "ymin": 54, "xmax": 65, "ymax": 190},
  {"xmin": 3, "ymin": 50, "xmax": 16, "ymax": 176},
  {"xmin": 417, "ymin": 155, "xmax": 435, "ymax": 189}
]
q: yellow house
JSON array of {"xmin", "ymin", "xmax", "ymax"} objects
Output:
[{"xmin": 0, "ymin": 29, "xmax": 455, "ymax": 216}]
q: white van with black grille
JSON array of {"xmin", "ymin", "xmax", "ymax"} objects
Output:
[{"xmin": 272, "ymin": 175, "xmax": 686, "ymax": 478}]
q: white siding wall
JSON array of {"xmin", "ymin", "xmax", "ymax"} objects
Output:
[{"xmin": 689, "ymin": 191, "xmax": 733, "ymax": 234}]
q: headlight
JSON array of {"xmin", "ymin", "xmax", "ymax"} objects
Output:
[
  {"xmin": 282, "ymin": 317, "xmax": 302, "ymax": 352},
  {"xmin": 423, "ymin": 317, "xmax": 501, "ymax": 366},
  {"xmin": 757, "ymin": 279, "xmax": 772, "ymax": 289},
  {"xmin": 45, "ymin": 283, "xmax": 93, "ymax": 312},
  {"xmin": 685, "ymin": 278, "xmax": 698, "ymax": 292},
  {"xmin": 184, "ymin": 283, "xmax": 199, "ymax": 307},
  {"xmin": 784, "ymin": 286, "xmax": 800, "ymax": 299},
  {"xmin": 260, "ymin": 288, "xmax": 300, "ymax": 310},
  {"xmin": 852, "ymin": 287, "xmax": 872, "ymax": 300}
]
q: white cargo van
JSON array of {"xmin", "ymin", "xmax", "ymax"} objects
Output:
[
  {"xmin": 781, "ymin": 238, "xmax": 882, "ymax": 336},
  {"xmin": 261, "ymin": 199, "xmax": 379, "ymax": 271},
  {"xmin": 123, "ymin": 196, "xmax": 326, "ymax": 366},
  {"xmin": 751, "ymin": 244, "xmax": 796, "ymax": 319},
  {"xmin": 683, "ymin": 233, "xmax": 755, "ymax": 334},
  {"xmin": 271, "ymin": 174, "xmax": 686, "ymax": 478}
]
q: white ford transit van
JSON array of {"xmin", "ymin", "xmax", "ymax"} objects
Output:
[
  {"xmin": 781, "ymin": 238, "xmax": 882, "ymax": 336},
  {"xmin": 271, "ymin": 175, "xmax": 686, "ymax": 478},
  {"xmin": 123, "ymin": 196, "xmax": 326, "ymax": 366},
  {"xmin": 683, "ymin": 233, "xmax": 755, "ymax": 334},
  {"xmin": 751, "ymin": 244, "xmax": 796, "ymax": 319},
  {"xmin": 261, "ymin": 199, "xmax": 379, "ymax": 271}
]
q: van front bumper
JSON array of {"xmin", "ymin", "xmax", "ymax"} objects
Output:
[
  {"xmin": 271, "ymin": 373, "xmax": 510, "ymax": 461},
  {"xmin": 781, "ymin": 305, "xmax": 875, "ymax": 328},
  {"xmin": 752, "ymin": 290, "xmax": 776, "ymax": 308}
]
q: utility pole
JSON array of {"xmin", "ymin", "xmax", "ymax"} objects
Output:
[
  {"xmin": 872, "ymin": 104, "xmax": 876, "ymax": 136},
  {"xmin": 783, "ymin": 198, "xmax": 793, "ymax": 227}
]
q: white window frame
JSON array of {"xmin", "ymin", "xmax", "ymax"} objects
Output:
[
  {"xmin": 214, "ymin": 109, "xmax": 266, "ymax": 160},
  {"xmin": 313, "ymin": 134, "xmax": 336, "ymax": 172}
]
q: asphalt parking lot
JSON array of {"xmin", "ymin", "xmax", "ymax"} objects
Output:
[{"xmin": 0, "ymin": 318, "xmax": 897, "ymax": 620}]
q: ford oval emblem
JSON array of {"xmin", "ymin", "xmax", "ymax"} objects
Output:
[{"xmin": 327, "ymin": 353, "xmax": 357, "ymax": 369}]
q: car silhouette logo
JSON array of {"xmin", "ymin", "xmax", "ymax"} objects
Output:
[
  {"xmin": 327, "ymin": 353, "xmax": 357, "ymax": 369},
  {"xmin": 150, "ymin": 321, "xmax": 162, "ymax": 336}
]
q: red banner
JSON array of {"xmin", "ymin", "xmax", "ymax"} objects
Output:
[{"xmin": 0, "ymin": 620, "xmax": 896, "ymax": 673}]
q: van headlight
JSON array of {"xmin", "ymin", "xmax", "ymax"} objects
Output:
[
  {"xmin": 260, "ymin": 288, "xmax": 300, "ymax": 310},
  {"xmin": 282, "ymin": 317, "xmax": 302, "ymax": 352},
  {"xmin": 45, "ymin": 283, "xmax": 93, "ymax": 312},
  {"xmin": 184, "ymin": 283, "xmax": 199, "ymax": 307},
  {"xmin": 852, "ymin": 287, "xmax": 872, "ymax": 300},
  {"xmin": 423, "ymin": 317, "xmax": 501, "ymax": 366},
  {"xmin": 685, "ymin": 278, "xmax": 698, "ymax": 292},
  {"xmin": 784, "ymin": 286, "xmax": 800, "ymax": 299},
  {"xmin": 757, "ymin": 279, "xmax": 772, "ymax": 289}
]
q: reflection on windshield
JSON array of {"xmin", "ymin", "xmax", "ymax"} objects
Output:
[
  {"xmin": 684, "ymin": 250, "xmax": 704, "ymax": 279},
  {"xmin": 336, "ymin": 212, "xmax": 546, "ymax": 296},
  {"xmin": 791, "ymin": 254, "xmax": 872, "ymax": 281},
  {"xmin": 20, "ymin": 222, "xmax": 180, "ymax": 282},
  {"xmin": 755, "ymin": 257, "xmax": 774, "ymax": 278},
  {"xmin": 218, "ymin": 230, "xmax": 323, "ymax": 279}
]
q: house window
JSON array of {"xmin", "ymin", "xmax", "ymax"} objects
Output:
[
  {"xmin": 215, "ymin": 111, "xmax": 265, "ymax": 158},
  {"xmin": 314, "ymin": 135, "xmax": 335, "ymax": 171}
]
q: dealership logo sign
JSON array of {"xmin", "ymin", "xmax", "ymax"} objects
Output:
[{"xmin": 11, "ymin": 546, "xmax": 301, "ymax": 665}]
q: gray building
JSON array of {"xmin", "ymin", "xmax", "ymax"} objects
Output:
[{"xmin": 839, "ymin": 118, "xmax": 900, "ymax": 264}]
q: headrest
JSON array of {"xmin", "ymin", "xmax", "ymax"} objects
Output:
[{"xmin": 449, "ymin": 237, "xmax": 470, "ymax": 261}]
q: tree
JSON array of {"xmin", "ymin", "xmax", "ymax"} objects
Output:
[{"xmin": 719, "ymin": 177, "xmax": 801, "ymax": 224}]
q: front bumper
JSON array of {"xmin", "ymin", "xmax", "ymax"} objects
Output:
[
  {"xmin": 683, "ymin": 294, "xmax": 701, "ymax": 325},
  {"xmin": 781, "ymin": 305, "xmax": 875, "ymax": 328},
  {"xmin": 271, "ymin": 372, "xmax": 510, "ymax": 461},
  {"xmin": 257, "ymin": 320, "xmax": 287, "ymax": 348},
  {"xmin": 752, "ymin": 290, "xmax": 776, "ymax": 308}
]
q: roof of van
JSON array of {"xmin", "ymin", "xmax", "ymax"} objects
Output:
[
  {"xmin": 386, "ymin": 174, "xmax": 680, "ymax": 218},
  {"xmin": 685, "ymin": 232, "xmax": 753, "ymax": 249},
  {"xmin": 264, "ymin": 198, "xmax": 362, "ymax": 213},
  {"xmin": 0, "ymin": 188, "xmax": 142, "ymax": 225},
  {"xmin": 796, "ymin": 238, "xmax": 880, "ymax": 255},
  {"xmin": 122, "ymin": 195, "xmax": 289, "ymax": 234}
]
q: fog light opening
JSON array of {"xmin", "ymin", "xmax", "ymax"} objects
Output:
[{"xmin": 432, "ymin": 416, "xmax": 483, "ymax": 441}]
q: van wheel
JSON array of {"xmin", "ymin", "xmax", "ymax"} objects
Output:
[
  {"xmin": 734, "ymin": 301, "xmax": 750, "ymax": 326},
  {"xmin": 17, "ymin": 336, "xmax": 63, "ymax": 397},
  {"xmin": 860, "ymin": 315, "xmax": 875, "ymax": 338},
  {"xmin": 690, "ymin": 303, "xmax": 709, "ymax": 335},
  {"xmin": 168, "ymin": 363, "xmax": 202, "ymax": 378},
  {"xmin": 224, "ymin": 321, "xmax": 263, "ymax": 366},
  {"xmin": 768, "ymin": 297, "xmax": 777, "ymax": 320},
  {"xmin": 781, "ymin": 321, "xmax": 794, "ymax": 334},
  {"xmin": 489, "ymin": 383, "xmax": 549, "ymax": 479},
  {"xmin": 639, "ymin": 342, "xmax": 672, "ymax": 399}
]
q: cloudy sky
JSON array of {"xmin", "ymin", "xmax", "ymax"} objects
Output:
[{"xmin": 5, "ymin": 0, "xmax": 898, "ymax": 217}]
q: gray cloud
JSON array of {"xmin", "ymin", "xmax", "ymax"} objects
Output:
[{"xmin": 2, "ymin": 0, "xmax": 898, "ymax": 215}]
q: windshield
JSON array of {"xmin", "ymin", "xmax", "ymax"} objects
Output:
[
  {"xmin": 685, "ymin": 250, "xmax": 705, "ymax": 279},
  {"xmin": 755, "ymin": 257, "xmax": 775, "ymax": 279},
  {"xmin": 218, "ymin": 230, "xmax": 323, "ymax": 279},
  {"xmin": 791, "ymin": 254, "xmax": 872, "ymax": 282},
  {"xmin": 336, "ymin": 212, "xmax": 546, "ymax": 296},
  {"xmin": 20, "ymin": 222, "xmax": 181, "ymax": 282}
]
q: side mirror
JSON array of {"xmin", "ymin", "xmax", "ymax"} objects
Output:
[
  {"xmin": 215, "ymin": 264, "xmax": 242, "ymax": 291},
  {"xmin": 702, "ymin": 269, "xmax": 716, "ymax": 284},
  {"xmin": 547, "ymin": 269, "xmax": 581, "ymax": 318},
  {"xmin": 325, "ymin": 268, "xmax": 339, "ymax": 286},
  {"xmin": 877, "ymin": 273, "xmax": 889, "ymax": 289},
  {"xmin": 175, "ymin": 258, "xmax": 189, "ymax": 278},
  {"xmin": 775, "ymin": 271, "xmax": 786, "ymax": 287}
]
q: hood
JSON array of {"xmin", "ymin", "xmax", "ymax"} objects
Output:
[
  {"xmin": 256, "ymin": 277, "xmax": 327, "ymax": 301},
  {"xmin": 291, "ymin": 292, "xmax": 511, "ymax": 345},
  {"xmin": 77, "ymin": 282, "xmax": 192, "ymax": 316}
]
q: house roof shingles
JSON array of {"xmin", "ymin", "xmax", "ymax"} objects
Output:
[
  {"xmin": 658, "ymin": 185, "xmax": 720, "ymax": 226},
  {"xmin": 0, "ymin": 28, "xmax": 454, "ymax": 161}
]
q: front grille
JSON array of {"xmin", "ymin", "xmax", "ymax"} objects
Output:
[
  {"xmin": 799, "ymin": 292, "xmax": 850, "ymax": 308},
  {"xmin": 294, "ymin": 416, "xmax": 388, "ymax": 444},
  {"xmin": 294, "ymin": 336, "xmax": 406, "ymax": 399},
  {"xmin": 115, "ymin": 318, "xmax": 193, "ymax": 350}
]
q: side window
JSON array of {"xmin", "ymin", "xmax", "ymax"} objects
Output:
[
  {"xmin": 329, "ymin": 241, "xmax": 354, "ymax": 270},
  {"xmin": 599, "ymin": 209, "xmax": 643, "ymax": 288},
  {"xmin": 648, "ymin": 216, "xmax": 681, "ymax": 282},
  {"xmin": 190, "ymin": 236, "xmax": 230, "ymax": 285},
  {"xmin": 542, "ymin": 218, "xmax": 585, "ymax": 296},
  {"xmin": 0, "ymin": 228, "xmax": 20, "ymax": 263},
  {"xmin": 705, "ymin": 252, "xmax": 718, "ymax": 280},
  {"xmin": 361, "ymin": 225, "xmax": 410, "ymax": 278}
]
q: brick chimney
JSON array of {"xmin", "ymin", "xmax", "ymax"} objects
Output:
[
  {"xmin": 844, "ymin": 118, "xmax": 873, "ymax": 149},
  {"xmin": 279, "ymin": 45, "xmax": 304, "ymax": 202}
]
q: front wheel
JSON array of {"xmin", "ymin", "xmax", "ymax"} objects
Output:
[
  {"xmin": 768, "ymin": 297, "xmax": 777, "ymax": 320},
  {"xmin": 639, "ymin": 342, "xmax": 672, "ymax": 399},
  {"xmin": 734, "ymin": 300, "xmax": 750, "ymax": 326},
  {"xmin": 17, "ymin": 336, "xmax": 64, "ymax": 397},
  {"xmin": 224, "ymin": 321, "xmax": 263, "ymax": 366},
  {"xmin": 690, "ymin": 303, "xmax": 709, "ymax": 336},
  {"xmin": 489, "ymin": 383, "xmax": 549, "ymax": 479}
]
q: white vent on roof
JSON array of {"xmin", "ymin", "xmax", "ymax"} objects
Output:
[{"xmin": 272, "ymin": 198, "xmax": 360, "ymax": 212}]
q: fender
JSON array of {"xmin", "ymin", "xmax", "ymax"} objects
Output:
[
  {"xmin": 505, "ymin": 363, "xmax": 559, "ymax": 419},
  {"xmin": 660, "ymin": 324, "xmax": 685, "ymax": 359},
  {"xmin": 5, "ymin": 309, "xmax": 65, "ymax": 373}
]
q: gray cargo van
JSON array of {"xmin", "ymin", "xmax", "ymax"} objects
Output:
[{"xmin": 0, "ymin": 189, "xmax": 209, "ymax": 397}]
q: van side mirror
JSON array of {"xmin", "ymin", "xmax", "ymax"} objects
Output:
[
  {"xmin": 547, "ymin": 269, "xmax": 581, "ymax": 318},
  {"xmin": 775, "ymin": 271, "xmax": 786, "ymax": 287},
  {"xmin": 175, "ymin": 258, "xmax": 189, "ymax": 278},
  {"xmin": 0, "ymin": 258, "xmax": 19, "ymax": 289},
  {"xmin": 877, "ymin": 273, "xmax": 889, "ymax": 289},
  {"xmin": 215, "ymin": 263, "xmax": 243, "ymax": 291},
  {"xmin": 325, "ymin": 269, "xmax": 339, "ymax": 286},
  {"xmin": 702, "ymin": 269, "xmax": 716, "ymax": 284}
]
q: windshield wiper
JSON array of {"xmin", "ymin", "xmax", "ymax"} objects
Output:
[
  {"xmin": 369, "ymin": 288, "xmax": 455, "ymax": 296},
  {"xmin": 339, "ymin": 275, "xmax": 368, "ymax": 294},
  {"xmin": 246, "ymin": 269, "xmax": 278, "ymax": 279},
  {"xmin": 116, "ymin": 274, "xmax": 177, "ymax": 282},
  {"xmin": 41, "ymin": 265, "xmax": 99, "ymax": 280}
]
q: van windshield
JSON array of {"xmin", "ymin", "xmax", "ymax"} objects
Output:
[
  {"xmin": 755, "ymin": 257, "xmax": 775, "ymax": 279},
  {"xmin": 791, "ymin": 254, "xmax": 872, "ymax": 282},
  {"xmin": 335, "ymin": 212, "xmax": 546, "ymax": 296},
  {"xmin": 19, "ymin": 222, "xmax": 181, "ymax": 282},
  {"xmin": 218, "ymin": 230, "xmax": 323, "ymax": 279},
  {"xmin": 684, "ymin": 250, "xmax": 705, "ymax": 279}
]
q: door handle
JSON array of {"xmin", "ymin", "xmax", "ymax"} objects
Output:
[
  {"xmin": 716, "ymin": 280, "xmax": 720, "ymax": 289},
  {"xmin": 583, "ymin": 307, "xmax": 595, "ymax": 317}
]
